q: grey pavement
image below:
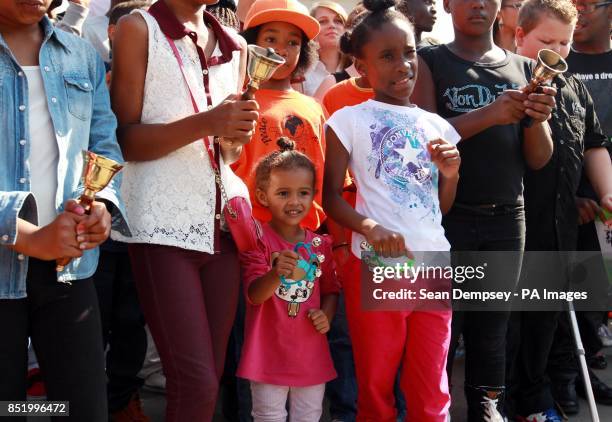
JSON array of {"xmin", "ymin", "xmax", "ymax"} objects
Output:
[
  {"xmin": 26, "ymin": 341, "xmax": 612, "ymax": 421},
  {"xmin": 137, "ymin": 345, "xmax": 612, "ymax": 422}
]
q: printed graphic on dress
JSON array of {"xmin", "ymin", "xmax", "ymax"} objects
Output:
[
  {"xmin": 272, "ymin": 239, "xmax": 325, "ymax": 318},
  {"xmin": 368, "ymin": 108, "xmax": 440, "ymax": 221},
  {"xmin": 443, "ymin": 83, "xmax": 520, "ymax": 113}
]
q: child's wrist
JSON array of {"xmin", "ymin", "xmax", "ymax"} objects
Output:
[
  {"xmin": 360, "ymin": 219, "xmax": 378, "ymax": 236},
  {"xmin": 481, "ymin": 102, "xmax": 500, "ymax": 127},
  {"xmin": 441, "ymin": 172, "xmax": 460, "ymax": 181}
]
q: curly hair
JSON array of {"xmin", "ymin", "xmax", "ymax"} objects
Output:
[
  {"xmin": 518, "ymin": 0, "xmax": 578, "ymax": 35},
  {"xmin": 240, "ymin": 26, "xmax": 318, "ymax": 77}
]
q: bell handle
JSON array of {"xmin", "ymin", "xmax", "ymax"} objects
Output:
[
  {"xmin": 241, "ymin": 84, "xmax": 257, "ymax": 101},
  {"xmin": 55, "ymin": 195, "xmax": 94, "ymax": 272}
]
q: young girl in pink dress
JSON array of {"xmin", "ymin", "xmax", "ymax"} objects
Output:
[{"xmin": 237, "ymin": 138, "xmax": 340, "ymax": 421}]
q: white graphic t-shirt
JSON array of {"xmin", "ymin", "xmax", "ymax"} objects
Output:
[{"xmin": 326, "ymin": 99, "xmax": 461, "ymax": 257}]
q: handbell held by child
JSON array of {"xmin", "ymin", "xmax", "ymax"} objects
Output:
[{"xmin": 56, "ymin": 151, "xmax": 123, "ymax": 272}]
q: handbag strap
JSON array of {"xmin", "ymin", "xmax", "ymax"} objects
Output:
[
  {"xmin": 166, "ymin": 35, "xmax": 233, "ymax": 251},
  {"xmin": 166, "ymin": 36, "xmax": 219, "ymax": 171}
]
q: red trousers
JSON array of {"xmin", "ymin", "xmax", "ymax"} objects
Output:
[{"xmin": 343, "ymin": 255, "xmax": 452, "ymax": 421}]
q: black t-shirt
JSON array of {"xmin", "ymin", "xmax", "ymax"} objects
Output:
[
  {"xmin": 565, "ymin": 50, "xmax": 612, "ymax": 251},
  {"xmin": 566, "ymin": 50, "xmax": 612, "ymax": 200},
  {"xmin": 567, "ymin": 50, "xmax": 612, "ymax": 136},
  {"xmin": 419, "ymin": 45, "xmax": 532, "ymax": 205}
]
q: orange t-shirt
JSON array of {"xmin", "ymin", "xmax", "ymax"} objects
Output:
[
  {"xmin": 322, "ymin": 77, "xmax": 375, "ymax": 116},
  {"xmin": 233, "ymin": 89, "xmax": 327, "ymax": 231}
]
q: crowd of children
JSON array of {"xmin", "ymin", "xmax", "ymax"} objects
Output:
[{"xmin": 1, "ymin": 0, "xmax": 611, "ymax": 421}]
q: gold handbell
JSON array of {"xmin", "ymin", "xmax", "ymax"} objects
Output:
[
  {"xmin": 56, "ymin": 151, "xmax": 123, "ymax": 273},
  {"xmin": 523, "ymin": 49, "xmax": 568, "ymax": 94},
  {"xmin": 241, "ymin": 45, "xmax": 286, "ymax": 100},
  {"xmin": 220, "ymin": 45, "xmax": 285, "ymax": 147}
]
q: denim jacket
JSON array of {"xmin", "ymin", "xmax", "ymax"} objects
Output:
[{"xmin": 0, "ymin": 17, "xmax": 130, "ymax": 298}]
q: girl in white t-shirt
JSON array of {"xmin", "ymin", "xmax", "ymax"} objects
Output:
[{"xmin": 323, "ymin": 0, "xmax": 461, "ymax": 420}]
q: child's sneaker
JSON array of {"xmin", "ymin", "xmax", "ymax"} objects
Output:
[
  {"xmin": 516, "ymin": 408, "xmax": 563, "ymax": 422},
  {"xmin": 597, "ymin": 323, "xmax": 612, "ymax": 347},
  {"xmin": 465, "ymin": 385, "xmax": 505, "ymax": 422},
  {"xmin": 26, "ymin": 368, "xmax": 46, "ymax": 400}
]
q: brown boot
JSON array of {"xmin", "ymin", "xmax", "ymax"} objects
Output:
[{"xmin": 111, "ymin": 393, "xmax": 150, "ymax": 422}]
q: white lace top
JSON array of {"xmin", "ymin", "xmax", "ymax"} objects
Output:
[{"xmin": 111, "ymin": 10, "xmax": 242, "ymax": 253}]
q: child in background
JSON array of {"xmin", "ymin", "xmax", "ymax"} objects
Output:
[
  {"xmin": 509, "ymin": 0, "xmax": 612, "ymax": 420},
  {"xmin": 93, "ymin": 2, "xmax": 151, "ymax": 420},
  {"xmin": 324, "ymin": 1, "xmax": 462, "ymax": 420},
  {"xmin": 208, "ymin": 0, "xmax": 240, "ymax": 31},
  {"xmin": 412, "ymin": 0, "xmax": 557, "ymax": 416},
  {"xmin": 552, "ymin": 0, "xmax": 612, "ymax": 411},
  {"xmin": 321, "ymin": 3, "xmax": 373, "ymax": 117},
  {"xmin": 321, "ymin": 9, "xmax": 374, "ymax": 419},
  {"xmin": 397, "ymin": 0, "xmax": 438, "ymax": 47},
  {"xmin": 235, "ymin": 0, "xmax": 327, "ymax": 231},
  {"xmin": 493, "ymin": 0, "xmax": 522, "ymax": 51},
  {"xmin": 315, "ymin": 0, "xmax": 437, "ymax": 99},
  {"xmin": 238, "ymin": 138, "xmax": 339, "ymax": 421}
]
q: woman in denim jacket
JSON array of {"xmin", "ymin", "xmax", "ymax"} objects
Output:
[{"xmin": 0, "ymin": 1, "xmax": 128, "ymax": 420}]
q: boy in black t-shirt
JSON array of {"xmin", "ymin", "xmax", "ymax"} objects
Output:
[
  {"xmin": 411, "ymin": 0, "xmax": 557, "ymax": 419},
  {"xmin": 509, "ymin": 0, "xmax": 612, "ymax": 420},
  {"xmin": 549, "ymin": 0, "xmax": 612, "ymax": 413}
]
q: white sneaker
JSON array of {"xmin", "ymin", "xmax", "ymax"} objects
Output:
[
  {"xmin": 143, "ymin": 371, "xmax": 166, "ymax": 393},
  {"xmin": 481, "ymin": 394, "xmax": 505, "ymax": 422},
  {"xmin": 598, "ymin": 324, "xmax": 612, "ymax": 347}
]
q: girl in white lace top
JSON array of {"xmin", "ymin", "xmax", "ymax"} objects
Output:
[{"xmin": 109, "ymin": 0, "xmax": 259, "ymax": 420}]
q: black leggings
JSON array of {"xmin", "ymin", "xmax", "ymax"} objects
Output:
[
  {"xmin": 0, "ymin": 259, "xmax": 107, "ymax": 422},
  {"xmin": 443, "ymin": 205, "xmax": 525, "ymax": 388}
]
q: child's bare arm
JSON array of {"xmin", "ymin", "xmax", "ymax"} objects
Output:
[
  {"xmin": 9, "ymin": 200, "xmax": 87, "ymax": 260},
  {"xmin": 411, "ymin": 56, "xmax": 437, "ymax": 112},
  {"xmin": 428, "ymin": 139, "xmax": 461, "ymax": 214},
  {"xmin": 522, "ymin": 121, "xmax": 554, "ymax": 170},
  {"xmin": 111, "ymin": 15, "xmax": 258, "ymax": 162},
  {"xmin": 521, "ymin": 87, "xmax": 556, "ymax": 169},
  {"xmin": 412, "ymin": 58, "xmax": 526, "ymax": 136},
  {"xmin": 585, "ymin": 147, "xmax": 612, "ymax": 220},
  {"xmin": 448, "ymin": 91, "xmax": 528, "ymax": 139},
  {"xmin": 247, "ymin": 250, "xmax": 299, "ymax": 305},
  {"xmin": 323, "ymin": 128, "xmax": 408, "ymax": 258}
]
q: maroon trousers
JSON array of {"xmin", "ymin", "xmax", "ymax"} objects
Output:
[{"xmin": 129, "ymin": 234, "xmax": 240, "ymax": 422}]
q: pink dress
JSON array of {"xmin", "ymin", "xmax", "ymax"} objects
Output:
[{"xmin": 237, "ymin": 224, "xmax": 340, "ymax": 386}]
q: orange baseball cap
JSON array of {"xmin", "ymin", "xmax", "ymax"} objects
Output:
[{"xmin": 243, "ymin": 0, "xmax": 321, "ymax": 40}]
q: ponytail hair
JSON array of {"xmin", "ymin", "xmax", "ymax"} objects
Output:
[{"xmin": 255, "ymin": 138, "xmax": 317, "ymax": 190}]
